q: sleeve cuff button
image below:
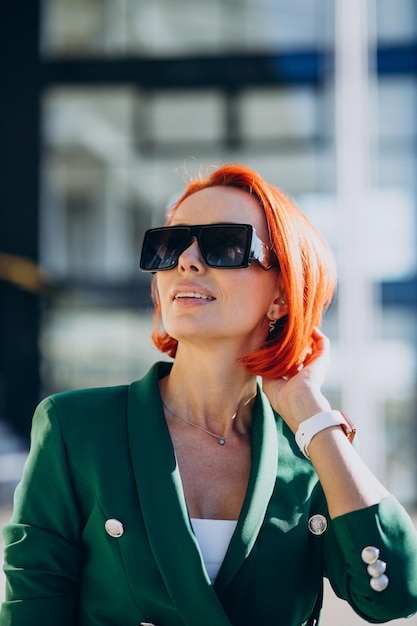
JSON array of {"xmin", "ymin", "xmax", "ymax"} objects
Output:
[
  {"xmin": 367, "ymin": 559, "xmax": 387, "ymax": 577},
  {"xmin": 361, "ymin": 545, "xmax": 380, "ymax": 564},
  {"xmin": 370, "ymin": 574, "xmax": 389, "ymax": 592}
]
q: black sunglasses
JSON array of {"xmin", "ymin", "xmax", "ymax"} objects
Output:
[{"xmin": 139, "ymin": 223, "xmax": 277, "ymax": 272}]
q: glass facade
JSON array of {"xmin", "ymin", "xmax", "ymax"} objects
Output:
[
  {"xmin": 36, "ymin": 0, "xmax": 417, "ymax": 505},
  {"xmin": 41, "ymin": 0, "xmax": 334, "ymax": 57}
]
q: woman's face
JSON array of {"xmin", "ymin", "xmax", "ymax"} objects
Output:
[{"xmin": 155, "ymin": 186, "xmax": 284, "ymax": 355}]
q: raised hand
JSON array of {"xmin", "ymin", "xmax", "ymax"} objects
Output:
[{"xmin": 262, "ymin": 327, "xmax": 332, "ymax": 433}]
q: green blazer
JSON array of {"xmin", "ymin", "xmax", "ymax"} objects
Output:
[{"xmin": 1, "ymin": 362, "xmax": 417, "ymax": 625}]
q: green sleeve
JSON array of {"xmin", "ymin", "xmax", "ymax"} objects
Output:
[
  {"xmin": 0, "ymin": 397, "xmax": 83, "ymax": 626},
  {"xmin": 325, "ymin": 495, "xmax": 417, "ymax": 623}
]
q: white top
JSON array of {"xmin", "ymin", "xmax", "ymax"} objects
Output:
[{"xmin": 190, "ymin": 518, "xmax": 238, "ymax": 583}]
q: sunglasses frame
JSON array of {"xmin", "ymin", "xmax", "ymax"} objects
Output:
[{"xmin": 139, "ymin": 223, "xmax": 277, "ymax": 272}]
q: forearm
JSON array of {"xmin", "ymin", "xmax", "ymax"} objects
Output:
[
  {"xmin": 264, "ymin": 360, "xmax": 390, "ymax": 518},
  {"xmin": 308, "ymin": 425, "xmax": 389, "ymax": 519}
]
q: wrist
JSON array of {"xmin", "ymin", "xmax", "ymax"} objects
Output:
[
  {"xmin": 287, "ymin": 392, "xmax": 331, "ymax": 425},
  {"xmin": 295, "ymin": 410, "xmax": 356, "ymax": 459}
]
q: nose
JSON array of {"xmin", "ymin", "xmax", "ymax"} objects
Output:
[{"xmin": 177, "ymin": 237, "xmax": 206, "ymax": 272}]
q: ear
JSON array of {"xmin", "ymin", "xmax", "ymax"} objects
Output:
[
  {"xmin": 267, "ymin": 274, "xmax": 289, "ymax": 320},
  {"xmin": 267, "ymin": 294, "xmax": 288, "ymax": 322}
]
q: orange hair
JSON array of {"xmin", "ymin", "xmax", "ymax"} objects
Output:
[{"xmin": 150, "ymin": 163, "xmax": 337, "ymax": 378}]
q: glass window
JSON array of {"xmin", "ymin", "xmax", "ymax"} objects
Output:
[
  {"xmin": 40, "ymin": 309, "xmax": 157, "ymax": 390},
  {"xmin": 379, "ymin": 308, "xmax": 417, "ymax": 507},
  {"xmin": 41, "ymin": 87, "xmax": 155, "ymax": 280},
  {"xmin": 376, "ymin": 0, "xmax": 417, "ymax": 43},
  {"xmin": 240, "ymin": 87, "xmax": 318, "ymax": 141},
  {"xmin": 377, "ymin": 146, "xmax": 417, "ymax": 192},
  {"xmin": 41, "ymin": 0, "xmax": 108, "ymax": 56},
  {"xmin": 149, "ymin": 91, "xmax": 224, "ymax": 143},
  {"xmin": 378, "ymin": 77, "xmax": 417, "ymax": 140},
  {"xmin": 41, "ymin": 0, "xmax": 331, "ymax": 57}
]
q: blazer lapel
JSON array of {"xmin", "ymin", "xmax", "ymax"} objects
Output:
[
  {"xmin": 214, "ymin": 387, "xmax": 279, "ymax": 594},
  {"xmin": 127, "ymin": 362, "xmax": 232, "ymax": 626}
]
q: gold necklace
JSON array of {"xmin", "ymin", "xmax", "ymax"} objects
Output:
[{"xmin": 162, "ymin": 401, "xmax": 251, "ymax": 446}]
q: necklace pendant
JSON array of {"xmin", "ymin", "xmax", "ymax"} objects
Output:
[{"xmin": 218, "ymin": 438, "xmax": 226, "ymax": 445}]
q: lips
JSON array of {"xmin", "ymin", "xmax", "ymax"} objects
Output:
[{"xmin": 174, "ymin": 291, "xmax": 215, "ymax": 301}]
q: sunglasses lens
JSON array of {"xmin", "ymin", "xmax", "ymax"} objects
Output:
[
  {"xmin": 141, "ymin": 228, "xmax": 190, "ymax": 270},
  {"xmin": 201, "ymin": 225, "xmax": 249, "ymax": 267}
]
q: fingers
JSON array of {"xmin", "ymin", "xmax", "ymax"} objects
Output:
[
  {"xmin": 282, "ymin": 327, "xmax": 330, "ymax": 384},
  {"xmin": 263, "ymin": 327, "xmax": 332, "ymax": 428},
  {"xmin": 311, "ymin": 326, "xmax": 329, "ymax": 350},
  {"xmin": 306, "ymin": 327, "xmax": 330, "ymax": 361}
]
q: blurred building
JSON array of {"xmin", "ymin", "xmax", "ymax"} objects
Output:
[{"xmin": 1, "ymin": 0, "xmax": 416, "ymax": 505}]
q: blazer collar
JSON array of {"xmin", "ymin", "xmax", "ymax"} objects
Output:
[{"xmin": 127, "ymin": 362, "xmax": 278, "ymax": 622}]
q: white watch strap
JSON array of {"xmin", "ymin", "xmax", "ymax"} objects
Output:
[{"xmin": 295, "ymin": 410, "xmax": 348, "ymax": 459}]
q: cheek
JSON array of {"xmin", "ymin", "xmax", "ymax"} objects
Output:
[
  {"xmin": 155, "ymin": 274, "xmax": 169, "ymax": 303},
  {"xmin": 229, "ymin": 274, "xmax": 273, "ymax": 316},
  {"xmin": 247, "ymin": 270, "xmax": 277, "ymax": 298},
  {"xmin": 154, "ymin": 275, "xmax": 172, "ymax": 321}
]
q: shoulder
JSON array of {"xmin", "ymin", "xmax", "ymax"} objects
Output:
[
  {"xmin": 33, "ymin": 361, "xmax": 170, "ymax": 437},
  {"xmin": 36, "ymin": 384, "xmax": 129, "ymax": 425},
  {"xmin": 43, "ymin": 384, "xmax": 129, "ymax": 413},
  {"xmin": 31, "ymin": 386, "xmax": 130, "ymax": 450}
]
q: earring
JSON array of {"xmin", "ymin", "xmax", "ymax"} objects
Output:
[{"xmin": 269, "ymin": 309, "xmax": 277, "ymax": 333}]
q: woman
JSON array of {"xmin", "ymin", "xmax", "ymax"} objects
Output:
[{"xmin": 1, "ymin": 163, "xmax": 417, "ymax": 626}]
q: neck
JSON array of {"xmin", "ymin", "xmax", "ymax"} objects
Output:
[{"xmin": 160, "ymin": 346, "xmax": 257, "ymax": 438}]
